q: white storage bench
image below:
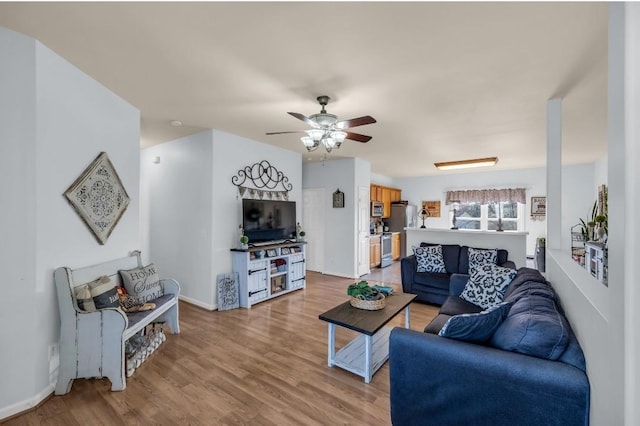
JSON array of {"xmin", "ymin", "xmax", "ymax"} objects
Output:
[{"xmin": 54, "ymin": 251, "xmax": 180, "ymax": 395}]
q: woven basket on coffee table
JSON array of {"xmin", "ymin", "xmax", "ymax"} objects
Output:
[{"xmin": 350, "ymin": 294, "xmax": 386, "ymax": 310}]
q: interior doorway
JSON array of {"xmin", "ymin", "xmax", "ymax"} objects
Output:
[
  {"xmin": 357, "ymin": 186, "xmax": 370, "ymax": 276},
  {"xmin": 302, "ymin": 188, "xmax": 325, "ymax": 272}
]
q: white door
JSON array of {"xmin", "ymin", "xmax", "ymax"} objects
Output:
[
  {"xmin": 357, "ymin": 186, "xmax": 370, "ymax": 276},
  {"xmin": 303, "ymin": 188, "xmax": 325, "ymax": 272}
]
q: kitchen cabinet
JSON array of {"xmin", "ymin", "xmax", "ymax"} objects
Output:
[
  {"xmin": 370, "ymin": 235, "xmax": 381, "ymax": 268},
  {"xmin": 370, "ymin": 184, "xmax": 402, "ymax": 218},
  {"xmin": 381, "ymin": 188, "xmax": 392, "ymax": 218},
  {"xmin": 392, "ymin": 233, "xmax": 401, "ymax": 260},
  {"xmin": 370, "ymin": 184, "xmax": 383, "ymax": 202}
]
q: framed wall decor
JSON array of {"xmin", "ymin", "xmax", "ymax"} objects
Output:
[
  {"xmin": 333, "ymin": 189, "xmax": 345, "ymax": 208},
  {"xmin": 422, "ymin": 201, "xmax": 441, "ymax": 218},
  {"xmin": 266, "ymin": 249, "xmax": 277, "ymax": 257},
  {"xmin": 64, "ymin": 152, "xmax": 130, "ymax": 244},
  {"xmin": 531, "ymin": 196, "xmax": 546, "ymax": 217}
]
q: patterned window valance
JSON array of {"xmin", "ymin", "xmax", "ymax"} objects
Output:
[{"xmin": 445, "ymin": 188, "xmax": 526, "ymax": 205}]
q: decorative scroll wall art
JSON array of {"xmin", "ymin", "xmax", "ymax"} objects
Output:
[
  {"xmin": 64, "ymin": 152, "xmax": 130, "ymax": 245},
  {"xmin": 231, "ymin": 160, "xmax": 293, "ymax": 199}
]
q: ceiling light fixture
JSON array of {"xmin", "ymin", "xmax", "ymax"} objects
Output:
[
  {"xmin": 434, "ymin": 157, "xmax": 499, "ymax": 171},
  {"xmin": 170, "ymin": 120, "xmax": 183, "ymax": 127},
  {"xmin": 301, "ymin": 129, "xmax": 348, "ymax": 153}
]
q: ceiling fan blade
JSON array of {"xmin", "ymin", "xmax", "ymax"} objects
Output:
[
  {"xmin": 345, "ymin": 131, "xmax": 372, "ymax": 143},
  {"xmin": 265, "ymin": 131, "xmax": 304, "ymax": 135},
  {"xmin": 335, "ymin": 115, "xmax": 377, "ymax": 129},
  {"xmin": 288, "ymin": 112, "xmax": 320, "ymax": 128}
]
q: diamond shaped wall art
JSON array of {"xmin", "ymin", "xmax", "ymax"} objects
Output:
[{"xmin": 64, "ymin": 152, "xmax": 130, "ymax": 244}]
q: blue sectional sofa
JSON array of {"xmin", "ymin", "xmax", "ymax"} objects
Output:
[
  {"xmin": 389, "ymin": 268, "xmax": 590, "ymax": 426},
  {"xmin": 401, "ymin": 243, "xmax": 515, "ymax": 305}
]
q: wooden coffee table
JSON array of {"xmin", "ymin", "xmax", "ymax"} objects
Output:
[{"xmin": 318, "ymin": 293, "xmax": 416, "ymax": 383}]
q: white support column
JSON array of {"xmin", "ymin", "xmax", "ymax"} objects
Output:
[
  {"xmin": 622, "ymin": 4, "xmax": 640, "ymax": 425},
  {"xmin": 546, "ymin": 98, "xmax": 562, "ymax": 252}
]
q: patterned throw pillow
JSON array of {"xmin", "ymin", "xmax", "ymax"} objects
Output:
[
  {"xmin": 460, "ymin": 263, "xmax": 517, "ymax": 309},
  {"xmin": 439, "ymin": 302, "xmax": 513, "ymax": 343},
  {"xmin": 119, "ymin": 263, "xmax": 163, "ymax": 304},
  {"xmin": 88, "ymin": 276, "xmax": 120, "ymax": 309},
  {"xmin": 413, "ymin": 245, "xmax": 447, "ymax": 273},
  {"xmin": 468, "ymin": 247, "xmax": 498, "ymax": 271},
  {"xmin": 74, "ymin": 284, "xmax": 96, "ymax": 312}
]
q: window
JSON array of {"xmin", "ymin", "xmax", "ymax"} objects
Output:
[{"xmin": 453, "ymin": 202, "xmax": 524, "ymax": 231}]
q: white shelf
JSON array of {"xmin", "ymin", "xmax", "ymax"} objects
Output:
[{"xmin": 333, "ymin": 326, "xmax": 392, "ymax": 380}]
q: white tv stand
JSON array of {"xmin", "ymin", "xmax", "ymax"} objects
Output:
[{"xmin": 231, "ymin": 241, "xmax": 306, "ymax": 308}]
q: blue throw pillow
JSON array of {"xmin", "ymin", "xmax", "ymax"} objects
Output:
[
  {"xmin": 460, "ymin": 263, "xmax": 518, "ymax": 309},
  {"xmin": 413, "ymin": 245, "xmax": 447, "ymax": 273},
  {"xmin": 438, "ymin": 302, "xmax": 512, "ymax": 343},
  {"xmin": 468, "ymin": 247, "xmax": 498, "ymax": 271}
]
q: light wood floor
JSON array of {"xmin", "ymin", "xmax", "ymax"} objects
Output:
[{"xmin": 5, "ymin": 263, "xmax": 438, "ymax": 425}]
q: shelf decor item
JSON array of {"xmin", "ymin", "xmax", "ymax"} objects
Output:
[
  {"xmin": 217, "ymin": 273, "xmax": 240, "ymax": 311},
  {"xmin": 419, "ymin": 207, "xmax": 430, "ymax": 228},
  {"xmin": 64, "ymin": 152, "xmax": 130, "ymax": 245},
  {"xmin": 347, "ymin": 280, "xmax": 386, "ymax": 310}
]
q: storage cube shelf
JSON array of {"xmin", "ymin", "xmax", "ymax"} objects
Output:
[{"xmin": 231, "ymin": 242, "xmax": 306, "ymax": 308}]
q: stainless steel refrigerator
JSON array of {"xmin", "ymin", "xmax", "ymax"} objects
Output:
[{"xmin": 389, "ymin": 203, "xmax": 417, "ymax": 259}]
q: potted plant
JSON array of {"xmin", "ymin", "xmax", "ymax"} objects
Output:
[
  {"xmin": 298, "ymin": 230, "xmax": 306, "ymax": 242},
  {"xmin": 347, "ymin": 281, "xmax": 381, "ymax": 300},
  {"xmin": 239, "ymin": 235, "xmax": 249, "ymax": 250}
]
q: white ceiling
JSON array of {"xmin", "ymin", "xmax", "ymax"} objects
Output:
[{"xmin": 0, "ymin": 2, "xmax": 608, "ymax": 178}]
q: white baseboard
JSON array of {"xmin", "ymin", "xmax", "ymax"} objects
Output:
[
  {"xmin": 179, "ymin": 294, "xmax": 216, "ymax": 311},
  {"xmin": 0, "ymin": 383, "xmax": 53, "ymax": 421}
]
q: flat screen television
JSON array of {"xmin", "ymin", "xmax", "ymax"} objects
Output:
[{"xmin": 242, "ymin": 199, "xmax": 297, "ymax": 243}]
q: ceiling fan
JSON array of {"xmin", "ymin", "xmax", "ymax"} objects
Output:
[{"xmin": 266, "ymin": 95, "xmax": 376, "ymax": 152}]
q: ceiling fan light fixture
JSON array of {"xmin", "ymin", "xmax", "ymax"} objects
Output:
[
  {"xmin": 434, "ymin": 157, "xmax": 499, "ymax": 170},
  {"xmin": 306, "ymin": 129, "xmax": 324, "ymax": 142},
  {"xmin": 323, "ymin": 136, "xmax": 336, "ymax": 150},
  {"xmin": 331, "ymin": 130, "xmax": 347, "ymax": 144},
  {"xmin": 301, "ymin": 136, "xmax": 318, "ymax": 151},
  {"xmin": 310, "ymin": 113, "xmax": 337, "ymax": 127}
]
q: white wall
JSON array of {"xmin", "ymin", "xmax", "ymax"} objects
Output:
[
  {"xmin": 302, "ymin": 158, "xmax": 369, "ymax": 278},
  {"xmin": 141, "ymin": 129, "xmax": 301, "ymax": 309},
  {"xmin": 561, "ymin": 163, "xmax": 597, "ymax": 252},
  {"xmin": 394, "ymin": 167, "xmax": 546, "ymax": 255},
  {"xmin": 546, "ymin": 5, "xmax": 638, "ymax": 424},
  {"xmin": 211, "ymin": 129, "xmax": 302, "ymax": 306},
  {"xmin": 141, "ymin": 131, "xmax": 214, "ymax": 308},
  {"xmin": 624, "ymin": 5, "xmax": 640, "ymax": 423},
  {"xmin": 0, "ymin": 27, "xmax": 140, "ymax": 420}
]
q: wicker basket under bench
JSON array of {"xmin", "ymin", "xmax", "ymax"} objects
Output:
[{"xmin": 53, "ymin": 251, "xmax": 180, "ymax": 395}]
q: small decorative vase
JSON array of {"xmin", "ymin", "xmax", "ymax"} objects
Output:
[{"xmin": 596, "ymin": 224, "xmax": 605, "ymax": 241}]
